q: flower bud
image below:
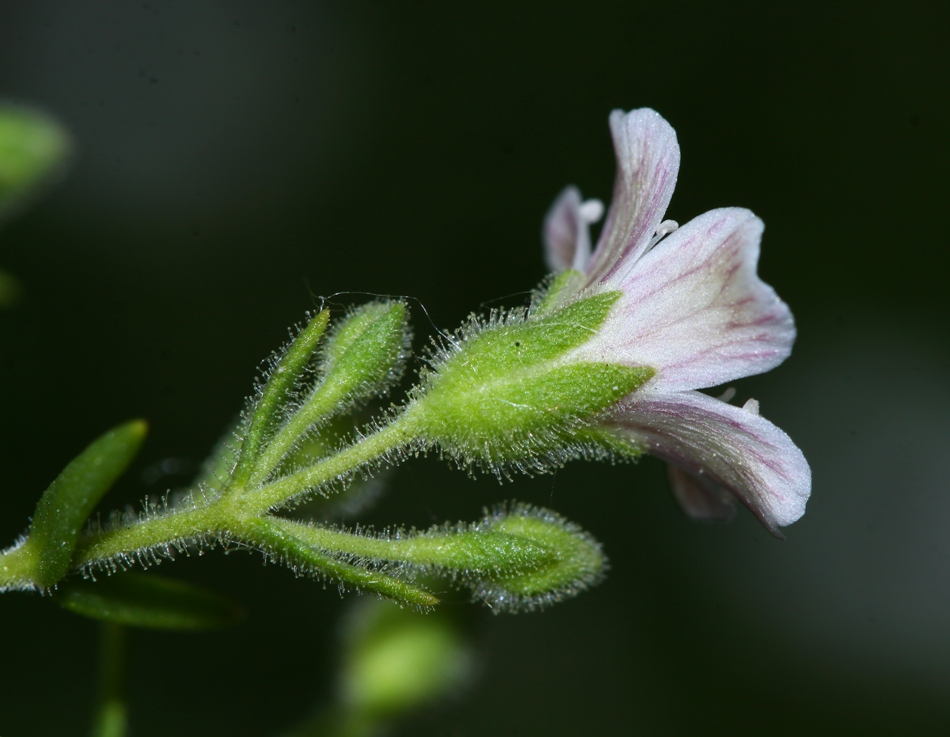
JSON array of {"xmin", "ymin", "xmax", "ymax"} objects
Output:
[
  {"xmin": 470, "ymin": 504, "xmax": 605, "ymax": 612},
  {"xmin": 315, "ymin": 301, "xmax": 410, "ymax": 411}
]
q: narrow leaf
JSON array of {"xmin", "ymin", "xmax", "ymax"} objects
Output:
[
  {"xmin": 30, "ymin": 420, "xmax": 148, "ymax": 588},
  {"xmin": 231, "ymin": 310, "xmax": 329, "ymax": 486},
  {"xmin": 56, "ymin": 573, "xmax": 243, "ymax": 631}
]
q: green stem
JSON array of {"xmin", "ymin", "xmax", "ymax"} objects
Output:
[
  {"xmin": 72, "ymin": 507, "xmax": 219, "ymax": 567},
  {"xmin": 90, "ymin": 623, "xmax": 128, "ymax": 737},
  {"xmin": 240, "ymin": 407, "xmax": 422, "ymax": 514},
  {"xmin": 266, "ymin": 517, "xmax": 553, "ymax": 574},
  {"xmin": 0, "ymin": 408, "xmax": 425, "ymax": 587},
  {"xmin": 246, "ymin": 385, "xmax": 343, "ymax": 487}
]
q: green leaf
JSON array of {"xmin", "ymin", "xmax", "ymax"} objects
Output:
[
  {"xmin": 56, "ymin": 573, "xmax": 243, "ymax": 630},
  {"xmin": 29, "ymin": 420, "xmax": 148, "ymax": 588},
  {"xmin": 231, "ymin": 310, "xmax": 329, "ymax": 486},
  {"xmin": 0, "ymin": 104, "xmax": 71, "ymax": 222}
]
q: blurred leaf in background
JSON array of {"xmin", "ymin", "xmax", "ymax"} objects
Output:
[
  {"xmin": 0, "ymin": 102, "xmax": 71, "ymax": 307},
  {"xmin": 0, "ymin": 103, "xmax": 70, "ymax": 222}
]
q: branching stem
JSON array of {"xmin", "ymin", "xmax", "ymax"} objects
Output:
[{"xmin": 0, "ymin": 408, "xmax": 423, "ymax": 589}]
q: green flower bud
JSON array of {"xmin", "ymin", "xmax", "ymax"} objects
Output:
[
  {"xmin": 471, "ymin": 504, "xmax": 605, "ymax": 612},
  {"xmin": 317, "ymin": 301, "xmax": 410, "ymax": 410},
  {"xmin": 240, "ymin": 302, "xmax": 410, "ymax": 489}
]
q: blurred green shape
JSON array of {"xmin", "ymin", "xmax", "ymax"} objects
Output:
[
  {"xmin": 0, "ymin": 269, "xmax": 22, "ymax": 307},
  {"xmin": 341, "ymin": 599, "xmax": 469, "ymax": 721},
  {"xmin": 29, "ymin": 420, "xmax": 148, "ymax": 588},
  {"xmin": 0, "ymin": 103, "xmax": 71, "ymax": 222},
  {"xmin": 56, "ymin": 572, "xmax": 243, "ymax": 631}
]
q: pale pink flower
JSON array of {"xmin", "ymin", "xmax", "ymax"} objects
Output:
[{"xmin": 543, "ymin": 109, "xmax": 810, "ymax": 535}]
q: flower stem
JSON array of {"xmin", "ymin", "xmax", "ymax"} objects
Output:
[
  {"xmin": 89, "ymin": 622, "xmax": 128, "ymax": 737},
  {"xmin": 240, "ymin": 407, "xmax": 422, "ymax": 514},
  {"xmin": 50, "ymin": 408, "xmax": 423, "ymax": 580}
]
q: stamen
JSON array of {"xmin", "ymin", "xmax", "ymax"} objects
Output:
[
  {"xmin": 742, "ymin": 398, "xmax": 760, "ymax": 415},
  {"xmin": 716, "ymin": 387, "xmax": 737, "ymax": 403},
  {"xmin": 578, "ymin": 198, "xmax": 604, "ymax": 223},
  {"xmin": 647, "ymin": 219, "xmax": 679, "ymax": 248}
]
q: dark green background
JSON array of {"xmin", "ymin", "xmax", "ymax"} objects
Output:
[{"xmin": 2, "ymin": 1, "xmax": 949, "ymax": 735}]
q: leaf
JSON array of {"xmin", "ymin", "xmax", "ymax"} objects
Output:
[
  {"xmin": 56, "ymin": 573, "xmax": 243, "ymax": 630},
  {"xmin": 231, "ymin": 310, "xmax": 329, "ymax": 486},
  {"xmin": 29, "ymin": 420, "xmax": 148, "ymax": 587},
  {"xmin": 0, "ymin": 104, "xmax": 72, "ymax": 222}
]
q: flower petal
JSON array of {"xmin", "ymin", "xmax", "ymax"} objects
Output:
[
  {"xmin": 543, "ymin": 186, "xmax": 593, "ymax": 273},
  {"xmin": 584, "ymin": 109, "xmax": 680, "ymax": 285},
  {"xmin": 576, "ymin": 207, "xmax": 796, "ymax": 392},
  {"xmin": 667, "ymin": 464, "xmax": 737, "ymax": 522},
  {"xmin": 605, "ymin": 390, "xmax": 811, "ymax": 534},
  {"xmin": 542, "ymin": 187, "xmax": 606, "ymax": 274}
]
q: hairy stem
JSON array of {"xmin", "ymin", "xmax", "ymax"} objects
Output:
[
  {"xmin": 239, "ymin": 407, "xmax": 421, "ymax": 514},
  {"xmin": 0, "ymin": 409, "xmax": 423, "ymax": 588}
]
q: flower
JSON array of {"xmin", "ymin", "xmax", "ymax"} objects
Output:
[{"xmin": 542, "ymin": 108, "xmax": 810, "ymax": 535}]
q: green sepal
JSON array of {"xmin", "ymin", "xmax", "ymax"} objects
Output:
[
  {"xmin": 570, "ymin": 425, "xmax": 645, "ymax": 460},
  {"xmin": 55, "ymin": 572, "xmax": 243, "ymax": 630},
  {"xmin": 240, "ymin": 518, "xmax": 439, "ymax": 608},
  {"xmin": 414, "ymin": 291, "xmax": 653, "ymax": 464},
  {"xmin": 0, "ymin": 104, "xmax": 71, "ymax": 222},
  {"xmin": 428, "ymin": 292, "xmax": 621, "ymax": 385},
  {"xmin": 231, "ymin": 310, "xmax": 330, "ymax": 486},
  {"xmin": 418, "ymin": 361, "xmax": 653, "ymax": 463},
  {"xmin": 29, "ymin": 420, "xmax": 148, "ymax": 588},
  {"xmin": 532, "ymin": 268, "xmax": 585, "ymax": 314}
]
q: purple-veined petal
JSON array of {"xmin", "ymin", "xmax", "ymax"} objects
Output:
[
  {"xmin": 574, "ymin": 207, "xmax": 795, "ymax": 392},
  {"xmin": 667, "ymin": 464, "xmax": 737, "ymax": 522},
  {"xmin": 605, "ymin": 390, "xmax": 811, "ymax": 534},
  {"xmin": 543, "ymin": 186, "xmax": 604, "ymax": 273},
  {"xmin": 584, "ymin": 109, "xmax": 680, "ymax": 285}
]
